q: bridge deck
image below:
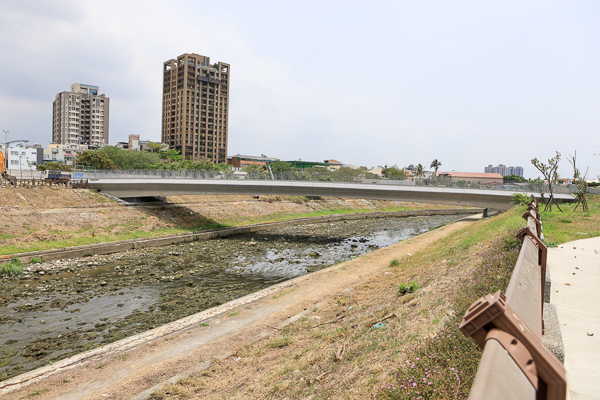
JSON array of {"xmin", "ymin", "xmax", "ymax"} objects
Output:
[{"xmin": 90, "ymin": 179, "xmax": 574, "ymax": 210}]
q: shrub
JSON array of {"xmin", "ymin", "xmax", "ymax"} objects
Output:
[
  {"xmin": 390, "ymin": 258, "xmax": 400, "ymax": 267},
  {"xmin": 510, "ymin": 193, "xmax": 530, "ymax": 206},
  {"xmin": 397, "ymin": 281, "xmax": 419, "ymax": 296},
  {"xmin": 2, "ymin": 257, "xmax": 25, "ymax": 276},
  {"xmin": 30, "ymin": 257, "xmax": 43, "ymax": 264}
]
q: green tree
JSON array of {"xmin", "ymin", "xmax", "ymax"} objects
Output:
[
  {"xmin": 160, "ymin": 148, "xmax": 184, "ymax": 162},
  {"xmin": 381, "ymin": 165, "xmax": 407, "ymax": 180},
  {"xmin": 503, "ymin": 175, "xmax": 527, "ymax": 183},
  {"xmin": 335, "ymin": 166, "xmax": 362, "ymax": 179},
  {"xmin": 76, "ymin": 151, "xmax": 119, "ymax": 170},
  {"xmin": 36, "ymin": 162, "xmax": 72, "ymax": 172},
  {"xmin": 430, "ymin": 159, "xmax": 442, "ymax": 179},
  {"xmin": 101, "ymin": 146, "xmax": 160, "ymax": 169},
  {"xmin": 243, "ymin": 164, "xmax": 267, "ymax": 173},
  {"xmin": 415, "ymin": 164, "xmax": 424, "ymax": 180},
  {"xmin": 145, "ymin": 142, "xmax": 167, "ymax": 153},
  {"xmin": 269, "ymin": 161, "xmax": 294, "ymax": 173}
]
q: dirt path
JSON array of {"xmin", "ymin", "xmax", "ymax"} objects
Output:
[{"xmin": 1, "ymin": 214, "xmax": 482, "ymax": 400}]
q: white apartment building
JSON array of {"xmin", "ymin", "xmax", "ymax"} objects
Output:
[
  {"xmin": 52, "ymin": 83, "xmax": 110, "ymax": 147},
  {"xmin": 6, "ymin": 140, "xmax": 40, "ymax": 170}
]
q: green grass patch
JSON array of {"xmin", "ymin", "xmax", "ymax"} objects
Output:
[
  {"xmin": 268, "ymin": 336, "xmax": 293, "ymax": 349},
  {"xmin": 539, "ymin": 194, "xmax": 600, "ymax": 245},
  {"xmin": 397, "ymin": 281, "xmax": 419, "ymax": 296},
  {"xmin": 0, "ymin": 227, "xmax": 192, "ymax": 255},
  {"xmin": 26, "ymin": 389, "xmax": 47, "ymax": 397},
  {"xmin": 218, "ymin": 205, "xmax": 465, "ymax": 227},
  {"xmin": 1, "ymin": 256, "xmax": 25, "ymax": 276}
]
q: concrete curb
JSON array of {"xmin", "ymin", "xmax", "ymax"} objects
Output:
[
  {"xmin": 543, "ymin": 303, "xmax": 565, "ymax": 363},
  {"xmin": 0, "ymin": 208, "xmax": 482, "ymax": 265}
]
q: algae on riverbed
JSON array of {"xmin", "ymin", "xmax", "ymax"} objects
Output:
[{"xmin": 0, "ymin": 215, "xmax": 463, "ymax": 381}]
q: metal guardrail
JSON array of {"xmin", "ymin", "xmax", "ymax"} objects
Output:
[
  {"xmin": 459, "ymin": 196, "xmax": 567, "ymax": 399},
  {"xmin": 78, "ymin": 169, "xmax": 570, "ymax": 194}
]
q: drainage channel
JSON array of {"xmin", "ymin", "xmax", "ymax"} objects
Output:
[{"xmin": 0, "ymin": 214, "xmax": 465, "ymax": 381}]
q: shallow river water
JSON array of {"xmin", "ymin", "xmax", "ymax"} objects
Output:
[{"xmin": 0, "ymin": 214, "xmax": 464, "ymax": 380}]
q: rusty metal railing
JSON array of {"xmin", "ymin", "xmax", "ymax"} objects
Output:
[{"xmin": 459, "ymin": 196, "xmax": 567, "ymax": 399}]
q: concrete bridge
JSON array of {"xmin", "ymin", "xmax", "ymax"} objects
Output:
[{"xmin": 89, "ymin": 178, "xmax": 574, "ymax": 210}]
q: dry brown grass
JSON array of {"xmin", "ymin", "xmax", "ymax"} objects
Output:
[{"xmin": 151, "ymin": 237, "xmax": 484, "ymax": 399}]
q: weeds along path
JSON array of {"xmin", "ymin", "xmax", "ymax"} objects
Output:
[{"xmin": 1, "ymin": 213, "xmax": 485, "ymax": 400}]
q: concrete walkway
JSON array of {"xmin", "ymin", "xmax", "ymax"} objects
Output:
[{"xmin": 549, "ymin": 237, "xmax": 600, "ymax": 399}]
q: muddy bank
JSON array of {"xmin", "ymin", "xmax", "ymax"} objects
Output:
[
  {"xmin": 0, "ymin": 214, "xmax": 463, "ymax": 381},
  {"xmin": 0, "ymin": 187, "xmax": 462, "ymax": 254}
]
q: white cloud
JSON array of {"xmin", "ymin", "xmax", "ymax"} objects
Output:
[{"xmin": 0, "ymin": 0, "xmax": 599, "ymax": 178}]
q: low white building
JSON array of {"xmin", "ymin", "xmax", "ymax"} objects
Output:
[{"xmin": 6, "ymin": 140, "xmax": 40, "ymax": 170}]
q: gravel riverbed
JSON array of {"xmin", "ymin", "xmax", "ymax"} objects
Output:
[{"xmin": 0, "ymin": 214, "xmax": 464, "ymax": 380}]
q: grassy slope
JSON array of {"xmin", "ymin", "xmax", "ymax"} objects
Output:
[
  {"xmin": 152, "ymin": 207, "xmax": 525, "ymax": 399},
  {"xmin": 153, "ymin": 196, "xmax": 600, "ymax": 399},
  {"xmin": 0, "ymin": 194, "xmax": 464, "ymax": 256}
]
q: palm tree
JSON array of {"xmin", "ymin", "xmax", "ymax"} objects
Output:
[
  {"xmin": 415, "ymin": 164, "xmax": 424, "ymax": 180},
  {"xmin": 430, "ymin": 159, "xmax": 442, "ymax": 180}
]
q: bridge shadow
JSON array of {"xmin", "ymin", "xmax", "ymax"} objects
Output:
[{"xmin": 131, "ymin": 204, "xmax": 226, "ymax": 232}]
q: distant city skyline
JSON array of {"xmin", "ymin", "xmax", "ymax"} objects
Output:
[
  {"xmin": 1, "ymin": 1, "xmax": 598, "ymax": 179},
  {"xmin": 484, "ymin": 164, "xmax": 524, "ymax": 178}
]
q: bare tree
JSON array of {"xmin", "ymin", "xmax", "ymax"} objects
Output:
[
  {"xmin": 531, "ymin": 151, "xmax": 562, "ymax": 212},
  {"xmin": 567, "ymin": 151, "xmax": 589, "ymax": 212}
]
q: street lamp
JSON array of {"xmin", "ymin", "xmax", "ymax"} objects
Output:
[{"xmin": 2, "ymin": 129, "xmax": 8, "ymax": 144}]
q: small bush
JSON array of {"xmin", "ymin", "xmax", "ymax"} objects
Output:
[
  {"xmin": 510, "ymin": 193, "xmax": 530, "ymax": 206},
  {"xmin": 390, "ymin": 258, "xmax": 400, "ymax": 267},
  {"xmin": 30, "ymin": 257, "xmax": 43, "ymax": 264},
  {"xmin": 397, "ymin": 281, "xmax": 419, "ymax": 296},
  {"xmin": 1, "ymin": 257, "xmax": 25, "ymax": 276}
]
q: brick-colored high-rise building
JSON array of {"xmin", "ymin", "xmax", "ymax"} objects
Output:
[
  {"xmin": 52, "ymin": 83, "xmax": 109, "ymax": 147},
  {"xmin": 161, "ymin": 53, "xmax": 230, "ymax": 163}
]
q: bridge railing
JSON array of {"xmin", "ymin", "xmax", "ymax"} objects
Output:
[
  {"xmin": 81, "ymin": 169, "xmax": 569, "ymax": 194},
  {"xmin": 459, "ymin": 196, "xmax": 567, "ymax": 399}
]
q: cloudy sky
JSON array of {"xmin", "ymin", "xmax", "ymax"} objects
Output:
[{"xmin": 0, "ymin": 0, "xmax": 598, "ymax": 178}]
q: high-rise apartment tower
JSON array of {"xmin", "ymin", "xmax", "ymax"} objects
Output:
[
  {"xmin": 52, "ymin": 83, "xmax": 109, "ymax": 147},
  {"xmin": 161, "ymin": 53, "xmax": 230, "ymax": 163}
]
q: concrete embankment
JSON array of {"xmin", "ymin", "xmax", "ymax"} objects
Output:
[{"xmin": 0, "ymin": 208, "xmax": 482, "ymax": 265}]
